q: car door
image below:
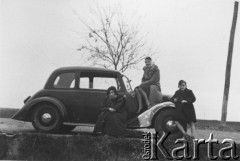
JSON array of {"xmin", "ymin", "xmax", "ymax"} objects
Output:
[
  {"xmin": 45, "ymin": 71, "xmax": 86, "ymax": 122},
  {"xmin": 74, "ymin": 71, "xmax": 121, "ymax": 123}
]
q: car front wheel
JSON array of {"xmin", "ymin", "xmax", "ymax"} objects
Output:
[
  {"xmin": 32, "ymin": 103, "xmax": 62, "ymax": 133},
  {"xmin": 154, "ymin": 108, "xmax": 187, "ymax": 139}
]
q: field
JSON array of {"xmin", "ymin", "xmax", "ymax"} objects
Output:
[
  {"xmin": 0, "ymin": 108, "xmax": 240, "ymax": 160},
  {"xmin": 0, "ymin": 108, "xmax": 19, "ymax": 118}
]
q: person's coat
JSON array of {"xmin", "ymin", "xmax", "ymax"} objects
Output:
[
  {"xmin": 101, "ymin": 95, "xmax": 128, "ymax": 136},
  {"xmin": 149, "ymin": 85, "xmax": 163, "ymax": 106},
  {"xmin": 170, "ymin": 88, "xmax": 196, "ymax": 122},
  {"xmin": 101, "ymin": 95, "xmax": 126, "ymax": 115},
  {"xmin": 141, "ymin": 64, "xmax": 161, "ymax": 90},
  {"xmin": 171, "ymin": 88, "xmax": 196, "ymax": 105}
]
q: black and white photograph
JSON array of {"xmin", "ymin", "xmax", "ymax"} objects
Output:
[{"xmin": 0, "ymin": 0, "xmax": 240, "ymax": 160}]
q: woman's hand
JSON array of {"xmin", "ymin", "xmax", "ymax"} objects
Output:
[{"xmin": 181, "ymin": 100, "xmax": 188, "ymax": 103}]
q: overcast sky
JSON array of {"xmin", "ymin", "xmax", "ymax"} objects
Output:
[{"xmin": 0, "ymin": 0, "xmax": 239, "ymax": 121}]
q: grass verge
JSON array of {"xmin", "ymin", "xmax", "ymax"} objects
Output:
[
  {"xmin": 0, "ymin": 133, "xmax": 144, "ymax": 161},
  {"xmin": 1, "ymin": 132, "xmax": 240, "ymax": 161}
]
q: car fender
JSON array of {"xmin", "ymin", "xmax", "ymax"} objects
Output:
[
  {"xmin": 12, "ymin": 97, "xmax": 68, "ymax": 121},
  {"xmin": 137, "ymin": 102, "xmax": 175, "ymax": 127}
]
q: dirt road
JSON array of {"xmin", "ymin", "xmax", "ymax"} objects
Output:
[{"xmin": 0, "ymin": 118, "xmax": 239, "ymax": 142}]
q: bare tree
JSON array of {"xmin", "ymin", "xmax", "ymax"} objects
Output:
[{"xmin": 78, "ymin": 7, "xmax": 153, "ymax": 72}]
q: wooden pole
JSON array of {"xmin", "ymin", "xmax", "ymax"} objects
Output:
[{"xmin": 220, "ymin": 1, "xmax": 238, "ymax": 126}]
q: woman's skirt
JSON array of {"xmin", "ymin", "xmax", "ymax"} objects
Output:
[{"xmin": 139, "ymin": 84, "xmax": 150, "ymax": 98}]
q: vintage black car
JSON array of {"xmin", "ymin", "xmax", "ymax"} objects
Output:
[{"xmin": 12, "ymin": 66, "xmax": 186, "ymax": 135}]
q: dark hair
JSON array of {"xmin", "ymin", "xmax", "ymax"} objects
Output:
[
  {"xmin": 107, "ymin": 86, "xmax": 117, "ymax": 95},
  {"xmin": 145, "ymin": 57, "xmax": 152, "ymax": 61},
  {"xmin": 178, "ymin": 80, "xmax": 187, "ymax": 86}
]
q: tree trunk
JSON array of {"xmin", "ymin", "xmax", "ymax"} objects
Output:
[
  {"xmin": 220, "ymin": 1, "xmax": 238, "ymax": 126},
  {"xmin": 114, "ymin": 64, "xmax": 118, "ymax": 70}
]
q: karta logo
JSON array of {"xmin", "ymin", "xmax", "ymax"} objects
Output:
[{"xmin": 142, "ymin": 132, "xmax": 239, "ymax": 160}]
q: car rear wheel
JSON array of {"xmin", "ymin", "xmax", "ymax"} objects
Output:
[
  {"xmin": 32, "ymin": 103, "xmax": 62, "ymax": 133},
  {"xmin": 154, "ymin": 108, "xmax": 187, "ymax": 139}
]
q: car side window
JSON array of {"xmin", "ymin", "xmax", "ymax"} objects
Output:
[
  {"xmin": 53, "ymin": 72, "xmax": 75, "ymax": 89},
  {"xmin": 79, "ymin": 77, "xmax": 90, "ymax": 88},
  {"xmin": 79, "ymin": 72, "xmax": 120, "ymax": 90},
  {"xmin": 93, "ymin": 77, "xmax": 118, "ymax": 90}
]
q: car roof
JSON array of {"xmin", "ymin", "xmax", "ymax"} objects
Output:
[{"xmin": 54, "ymin": 66, "xmax": 121, "ymax": 74}]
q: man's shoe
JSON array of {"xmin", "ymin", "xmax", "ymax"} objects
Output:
[{"xmin": 184, "ymin": 134, "xmax": 191, "ymax": 141}]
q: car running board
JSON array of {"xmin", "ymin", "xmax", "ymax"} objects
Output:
[{"xmin": 63, "ymin": 122, "xmax": 95, "ymax": 127}]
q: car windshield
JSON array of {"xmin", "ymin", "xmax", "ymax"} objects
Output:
[{"xmin": 122, "ymin": 75, "xmax": 132, "ymax": 93}]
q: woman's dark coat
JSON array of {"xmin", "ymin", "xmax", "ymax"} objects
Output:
[
  {"xmin": 139, "ymin": 64, "xmax": 161, "ymax": 97},
  {"xmin": 94, "ymin": 95, "xmax": 128, "ymax": 136},
  {"xmin": 170, "ymin": 88, "xmax": 197, "ymax": 123},
  {"xmin": 141, "ymin": 64, "xmax": 160, "ymax": 89},
  {"xmin": 101, "ymin": 95, "xmax": 127, "ymax": 114}
]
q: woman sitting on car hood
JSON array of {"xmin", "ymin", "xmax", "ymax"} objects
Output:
[
  {"xmin": 135, "ymin": 57, "xmax": 162, "ymax": 113},
  {"xmin": 93, "ymin": 86, "xmax": 128, "ymax": 137}
]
